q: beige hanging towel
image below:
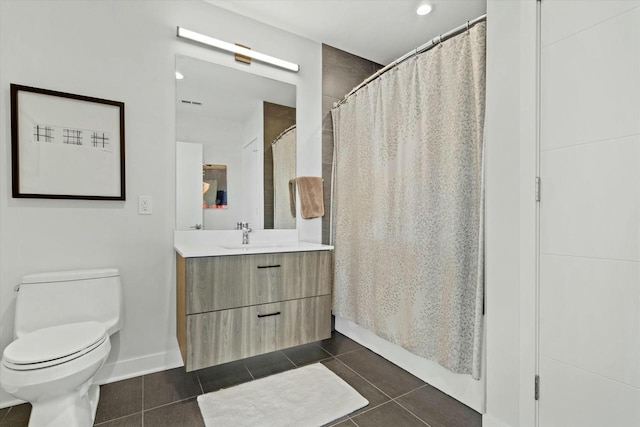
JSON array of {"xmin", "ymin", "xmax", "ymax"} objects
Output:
[{"xmin": 291, "ymin": 177, "xmax": 325, "ymax": 219}]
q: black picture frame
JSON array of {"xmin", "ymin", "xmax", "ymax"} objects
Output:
[{"xmin": 11, "ymin": 84, "xmax": 125, "ymax": 200}]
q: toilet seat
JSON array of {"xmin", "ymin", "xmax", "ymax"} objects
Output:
[{"xmin": 2, "ymin": 321, "xmax": 107, "ymax": 371}]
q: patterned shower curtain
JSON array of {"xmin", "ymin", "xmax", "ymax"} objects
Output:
[
  {"xmin": 331, "ymin": 22, "xmax": 486, "ymax": 379},
  {"xmin": 272, "ymin": 125, "xmax": 297, "ymax": 229}
]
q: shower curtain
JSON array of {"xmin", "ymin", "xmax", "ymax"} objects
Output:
[
  {"xmin": 272, "ymin": 125, "xmax": 297, "ymax": 229},
  {"xmin": 331, "ymin": 22, "xmax": 486, "ymax": 379}
]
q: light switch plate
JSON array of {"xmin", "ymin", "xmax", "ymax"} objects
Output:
[{"xmin": 138, "ymin": 195, "xmax": 152, "ymax": 215}]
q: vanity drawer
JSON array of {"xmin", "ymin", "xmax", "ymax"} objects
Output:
[
  {"xmin": 185, "ymin": 295, "xmax": 331, "ymax": 371},
  {"xmin": 185, "ymin": 251, "xmax": 331, "ymax": 314}
]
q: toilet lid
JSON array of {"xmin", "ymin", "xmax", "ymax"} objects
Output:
[{"xmin": 3, "ymin": 321, "xmax": 107, "ymax": 368}]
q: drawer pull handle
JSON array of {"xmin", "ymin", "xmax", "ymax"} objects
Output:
[
  {"xmin": 257, "ymin": 311, "xmax": 281, "ymax": 318},
  {"xmin": 257, "ymin": 264, "xmax": 281, "ymax": 269}
]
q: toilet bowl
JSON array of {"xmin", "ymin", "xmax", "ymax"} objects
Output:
[
  {"xmin": 1, "ymin": 322, "xmax": 111, "ymax": 426},
  {"xmin": 0, "ymin": 269, "xmax": 123, "ymax": 427}
]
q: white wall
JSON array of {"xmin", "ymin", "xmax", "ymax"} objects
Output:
[
  {"xmin": 0, "ymin": 0, "xmax": 321, "ymax": 408},
  {"xmin": 484, "ymin": 1, "xmax": 538, "ymax": 426},
  {"xmin": 484, "ymin": 1, "xmax": 522, "ymax": 424}
]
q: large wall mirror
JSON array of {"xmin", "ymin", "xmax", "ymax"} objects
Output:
[{"xmin": 176, "ymin": 55, "xmax": 297, "ymax": 230}]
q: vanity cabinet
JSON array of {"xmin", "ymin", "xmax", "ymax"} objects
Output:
[{"xmin": 176, "ymin": 250, "xmax": 332, "ymax": 371}]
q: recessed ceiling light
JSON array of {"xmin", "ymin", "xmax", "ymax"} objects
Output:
[
  {"xmin": 175, "ymin": 71, "xmax": 184, "ymax": 80},
  {"xmin": 416, "ymin": 4, "xmax": 433, "ymax": 15}
]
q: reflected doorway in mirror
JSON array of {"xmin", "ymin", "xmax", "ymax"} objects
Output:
[{"xmin": 203, "ymin": 164, "xmax": 227, "ymax": 209}]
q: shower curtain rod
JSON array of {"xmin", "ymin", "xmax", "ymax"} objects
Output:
[
  {"xmin": 333, "ymin": 13, "xmax": 487, "ymax": 109},
  {"xmin": 271, "ymin": 124, "xmax": 296, "ymax": 146}
]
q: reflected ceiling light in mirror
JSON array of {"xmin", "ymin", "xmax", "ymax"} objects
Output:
[
  {"xmin": 416, "ymin": 4, "xmax": 433, "ymax": 15},
  {"xmin": 176, "ymin": 27, "xmax": 300, "ymax": 73},
  {"xmin": 175, "ymin": 71, "xmax": 184, "ymax": 80}
]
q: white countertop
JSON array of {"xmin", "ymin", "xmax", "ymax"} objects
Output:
[{"xmin": 174, "ymin": 230, "xmax": 333, "ymax": 258}]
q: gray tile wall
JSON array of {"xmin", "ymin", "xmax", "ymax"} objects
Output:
[
  {"xmin": 264, "ymin": 101, "xmax": 296, "ymax": 229},
  {"xmin": 321, "ymin": 45, "xmax": 383, "ymax": 244}
]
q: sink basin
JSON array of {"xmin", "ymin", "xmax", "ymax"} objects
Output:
[{"xmin": 220, "ymin": 243, "xmax": 292, "ymax": 250}]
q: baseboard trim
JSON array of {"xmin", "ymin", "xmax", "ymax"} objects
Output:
[
  {"xmin": 94, "ymin": 349, "xmax": 185, "ymax": 385},
  {"xmin": 0, "ymin": 349, "xmax": 184, "ymax": 409},
  {"xmin": 0, "ymin": 396, "xmax": 22, "ymax": 410}
]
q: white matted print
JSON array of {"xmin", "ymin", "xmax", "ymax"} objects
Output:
[{"xmin": 11, "ymin": 84, "xmax": 125, "ymax": 200}]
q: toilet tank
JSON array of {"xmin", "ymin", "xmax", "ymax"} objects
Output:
[{"xmin": 13, "ymin": 268, "xmax": 123, "ymax": 339}]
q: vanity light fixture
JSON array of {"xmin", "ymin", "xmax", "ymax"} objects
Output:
[
  {"xmin": 416, "ymin": 4, "xmax": 433, "ymax": 15},
  {"xmin": 176, "ymin": 27, "xmax": 300, "ymax": 73}
]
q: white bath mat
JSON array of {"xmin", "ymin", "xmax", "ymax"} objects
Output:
[{"xmin": 197, "ymin": 363, "xmax": 369, "ymax": 427}]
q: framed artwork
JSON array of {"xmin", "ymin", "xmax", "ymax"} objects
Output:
[{"xmin": 10, "ymin": 84, "xmax": 125, "ymax": 200}]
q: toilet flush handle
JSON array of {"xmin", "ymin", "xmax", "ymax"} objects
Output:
[{"xmin": 13, "ymin": 284, "xmax": 20, "ymax": 292}]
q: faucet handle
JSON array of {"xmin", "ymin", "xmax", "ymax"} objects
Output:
[{"xmin": 241, "ymin": 223, "xmax": 252, "ymax": 244}]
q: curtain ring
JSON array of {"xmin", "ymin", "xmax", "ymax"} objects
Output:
[{"xmin": 466, "ymin": 20, "xmax": 470, "ymax": 31}]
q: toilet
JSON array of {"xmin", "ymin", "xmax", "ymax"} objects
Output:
[{"xmin": 0, "ymin": 268, "xmax": 123, "ymax": 427}]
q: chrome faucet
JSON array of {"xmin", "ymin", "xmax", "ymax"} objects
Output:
[{"xmin": 241, "ymin": 222, "xmax": 252, "ymax": 244}]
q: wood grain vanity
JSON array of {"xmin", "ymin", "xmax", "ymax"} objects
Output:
[{"xmin": 176, "ymin": 249, "xmax": 332, "ymax": 371}]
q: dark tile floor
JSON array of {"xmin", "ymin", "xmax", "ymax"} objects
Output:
[{"xmin": 0, "ymin": 332, "xmax": 481, "ymax": 427}]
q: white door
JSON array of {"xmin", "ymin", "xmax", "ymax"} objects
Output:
[
  {"xmin": 176, "ymin": 141, "xmax": 204, "ymax": 231},
  {"xmin": 242, "ymin": 138, "xmax": 262, "ymax": 229},
  {"xmin": 538, "ymin": 2, "xmax": 640, "ymax": 426}
]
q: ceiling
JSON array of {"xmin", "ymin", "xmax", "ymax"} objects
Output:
[{"xmin": 205, "ymin": 0, "xmax": 487, "ymax": 65}]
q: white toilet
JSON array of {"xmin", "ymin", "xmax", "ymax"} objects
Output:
[{"xmin": 0, "ymin": 268, "xmax": 123, "ymax": 427}]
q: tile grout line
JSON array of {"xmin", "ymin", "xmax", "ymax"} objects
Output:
[
  {"xmin": 243, "ymin": 363, "xmax": 256, "ymax": 381},
  {"xmin": 345, "ymin": 401, "xmax": 390, "ymax": 420},
  {"xmin": 348, "ymin": 398, "xmax": 431, "ymax": 427},
  {"xmin": 377, "ymin": 376, "xmax": 436, "ymax": 426},
  {"xmin": 196, "ymin": 370, "xmax": 205, "ymax": 395},
  {"xmin": 324, "ymin": 357, "xmax": 399, "ymax": 420},
  {"xmin": 539, "ymin": 251, "xmax": 639, "ymax": 264},
  {"xmin": 315, "ymin": 343, "xmax": 335, "ymax": 359},
  {"xmin": 280, "ymin": 351, "xmax": 298, "ymax": 368},
  {"xmin": 541, "ymin": 4, "xmax": 640, "ymax": 49},
  {"xmin": 141, "ymin": 375, "xmax": 145, "ymax": 426},
  {"xmin": 392, "ymin": 398, "xmax": 432, "ymax": 427},
  {"xmin": 329, "ymin": 416, "xmax": 357, "ymax": 427},
  {"xmin": 331, "ymin": 354, "xmax": 434, "ymax": 425},
  {"xmin": 325, "ymin": 346, "xmax": 364, "ymax": 358},
  {"xmin": 540, "ymin": 131, "xmax": 640, "ymax": 154},
  {"xmin": 94, "ymin": 412, "xmax": 141, "ymax": 426},
  {"xmin": 333, "ymin": 355, "xmax": 393, "ymax": 400},
  {"xmin": 142, "ymin": 395, "xmax": 199, "ymax": 413},
  {"xmin": 0, "ymin": 407, "xmax": 9, "ymax": 425},
  {"xmin": 391, "ymin": 384, "xmax": 428, "ymax": 401}
]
